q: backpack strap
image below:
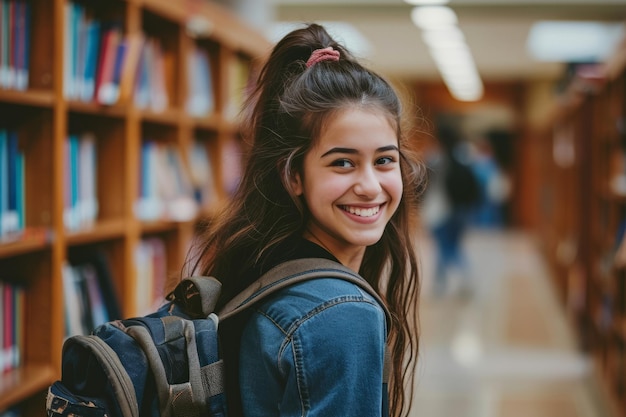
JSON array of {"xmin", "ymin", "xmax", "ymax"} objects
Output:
[{"xmin": 218, "ymin": 257, "xmax": 390, "ymax": 323}]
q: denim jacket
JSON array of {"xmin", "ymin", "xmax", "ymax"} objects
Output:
[{"xmin": 238, "ymin": 273, "xmax": 388, "ymax": 416}]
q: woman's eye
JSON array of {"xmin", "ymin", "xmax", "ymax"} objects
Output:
[
  {"xmin": 377, "ymin": 156, "xmax": 395, "ymax": 165},
  {"xmin": 332, "ymin": 159, "xmax": 354, "ymax": 168}
]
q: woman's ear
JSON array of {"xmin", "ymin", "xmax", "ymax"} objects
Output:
[{"xmin": 290, "ymin": 172, "xmax": 303, "ymax": 196}]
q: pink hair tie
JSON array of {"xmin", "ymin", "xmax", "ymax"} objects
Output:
[{"xmin": 306, "ymin": 47, "xmax": 340, "ymax": 68}]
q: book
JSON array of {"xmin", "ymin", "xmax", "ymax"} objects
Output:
[
  {"xmin": 62, "ymin": 1, "xmax": 73, "ymax": 97},
  {"xmin": 135, "ymin": 140, "xmax": 162, "ymax": 220},
  {"xmin": 188, "ymin": 140, "xmax": 217, "ymax": 208},
  {"xmin": 94, "ymin": 26, "xmax": 121, "ymax": 105},
  {"xmin": 77, "ymin": 132, "xmax": 98, "ymax": 228},
  {"xmin": 117, "ymin": 32, "xmax": 143, "ymax": 104},
  {"xmin": 13, "ymin": 0, "xmax": 28, "ymax": 90},
  {"xmin": 3, "ymin": 280, "xmax": 13, "ymax": 371},
  {"xmin": 186, "ymin": 46, "xmax": 214, "ymax": 117},
  {"xmin": 0, "ymin": 129, "xmax": 7, "ymax": 237},
  {"xmin": 63, "ymin": 134, "xmax": 80, "ymax": 231},
  {"xmin": 13, "ymin": 282, "xmax": 23, "ymax": 369},
  {"xmin": 82, "ymin": 19, "xmax": 101, "ymax": 102},
  {"xmin": 90, "ymin": 251, "xmax": 121, "ymax": 320},
  {"xmin": 0, "ymin": 281, "xmax": 3, "ymax": 372},
  {"xmin": 135, "ymin": 238, "xmax": 167, "ymax": 315},
  {"xmin": 6, "ymin": 0, "xmax": 14, "ymax": 88},
  {"xmin": 5, "ymin": 130, "xmax": 19, "ymax": 235},
  {"xmin": 82, "ymin": 263, "xmax": 109, "ymax": 328},
  {"xmin": 16, "ymin": 0, "xmax": 29, "ymax": 90},
  {"xmin": 62, "ymin": 263, "xmax": 86, "ymax": 337},
  {"xmin": 0, "ymin": 129, "xmax": 22, "ymax": 238},
  {"xmin": 133, "ymin": 38, "xmax": 151, "ymax": 109},
  {"xmin": 150, "ymin": 39, "xmax": 168, "ymax": 112}
]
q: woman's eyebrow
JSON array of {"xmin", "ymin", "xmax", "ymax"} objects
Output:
[
  {"xmin": 321, "ymin": 147, "xmax": 358, "ymax": 157},
  {"xmin": 378, "ymin": 145, "xmax": 399, "ymax": 153},
  {"xmin": 320, "ymin": 145, "xmax": 399, "ymax": 158}
]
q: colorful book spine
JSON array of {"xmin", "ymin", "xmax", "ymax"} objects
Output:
[
  {"xmin": 0, "ymin": 129, "xmax": 25, "ymax": 240},
  {"xmin": 186, "ymin": 46, "xmax": 214, "ymax": 117},
  {"xmin": 135, "ymin": 238, "xmax": 167, "ymax": 316},
  {"xmin": 0, "ymin": 281, "xmax": 23, "ymax": 373},
  {"xmin": 64, "ymin": 133, "xmax": 98, "ymax": 231}
]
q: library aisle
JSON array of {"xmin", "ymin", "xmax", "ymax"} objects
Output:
[{"xmin": 411, "ymin": 228, "xmax": 611, "ymax": 417}]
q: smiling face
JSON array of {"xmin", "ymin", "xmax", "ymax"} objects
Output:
[{"xmin": 291, "ymin": 107, "xmax": 403, "ymax": 269}]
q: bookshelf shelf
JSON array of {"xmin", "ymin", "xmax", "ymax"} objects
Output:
[
  {"xmin": 66, "ymin": 218, "xmax": 127, "ymax": 246},
  {"xmin": 141, "ymin": 108, "xmax": 183, "ymax": 125},
  {"xmin": 0, "ymin": 230, "xmax": 52, "ymax": 258},
  {"xmin": 0, "ymin": 90, "xmax": 55, "ymax": 107},
  {"xmin": 66, "ymin": 101, "xmax": 130, "ymax": 118},
  {"xmin": 140, "ymin": 219, "xmax": 182, "ymax": 234},
  {"xmin": 0, "ymin": 0, "xmax": 268, "ymax": 415},
  {"xmin": 0, "ymin": 365, "xmax": 56, "ymax": 411}
]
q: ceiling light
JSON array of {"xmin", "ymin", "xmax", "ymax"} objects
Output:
[
  {"xmin": 421, "ymin": 27, "xmax": 465, "ymax": 48},
  {"xmin": 527, "ymin": 21, "xmax": 624, "ymax": 63},
  {"xmin": 404, "ymin": 0, "xmax": 449, "ymax": 5},
  {"xmin": 410, "ymin": 6, "xmax": 457, "ymax": 31}
]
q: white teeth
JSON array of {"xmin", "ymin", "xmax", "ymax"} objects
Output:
[{"xmin": 345, "ymin": 206, "xmax": 379, "ymax": 217}]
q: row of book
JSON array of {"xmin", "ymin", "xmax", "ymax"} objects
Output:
[
  {"xmin": 0, "ymin": 280, "xmax": 24, "ymax": 374},
  {"xmin": 0, "ymin": 129, "xmax": 25, "ymax": 241},
  {"xmin": 135, "ymin": 140, "xmax": 216, "ymax": 222},
  {"xmin": 63, "ymin": 2, "xmax": 239, "ymax": 116},
  {"xmin": 62, "ymin": 251, "xmax": 121, "ymax": 337},
  {"xmin": 63, "ymin": 134, "xmax": 222, "ymax": 231},
  {"xmin": 64, "ymin": 1, "xmax": 163, "ymax": 110},
  {"xmin": 61, "ymin": 239, "xmax": 171, "ymax": 336},
  {"xmin": 135, "ymin": 237, "xmax": 168, "ymax": 316},
  {"xmin": 64, "ymin": 133, "xmax": 98, "ymax": 232},
  {"xmin": 0, "ymin": 0, "xmax": 30, "ymax": 91}
]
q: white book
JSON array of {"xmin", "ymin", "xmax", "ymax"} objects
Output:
[
  {"xmin": 62, "ymin": 263, "xmax": 85, "ymax": 337},
  {"xmin": 78, "ymin": 133, "xmax": 98, "ymax": 228}
]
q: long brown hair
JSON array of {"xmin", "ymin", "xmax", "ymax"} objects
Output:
[{"xmin": 186, "ymin": 23, "xmax": 426, "ymax": 417}]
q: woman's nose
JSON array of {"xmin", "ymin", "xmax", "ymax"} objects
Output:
[{"xmin": 354, "ymin": 166, "xmax": 382, "ymax": 197}]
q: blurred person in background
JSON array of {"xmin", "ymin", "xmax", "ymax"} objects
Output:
[{"xmin": 421, "ymin": 115, "xmax": 479, "ymax": 297}]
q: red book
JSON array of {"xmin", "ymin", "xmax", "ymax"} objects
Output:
[{"xmin": 94, "ymin": 27, "xmax": 121, "ymax": 104}]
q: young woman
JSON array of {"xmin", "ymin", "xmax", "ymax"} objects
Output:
[{"xmin": 186, "ymin": 23, "xmax": 426, "ymax": 417}]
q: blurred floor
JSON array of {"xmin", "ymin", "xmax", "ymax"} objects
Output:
[{"xmin": 410, "ymin": 228, "xmax": 611, "ymax": 417}]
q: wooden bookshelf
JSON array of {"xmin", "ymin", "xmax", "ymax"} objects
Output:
[
  {"xmin": 0, "ymin": 0, "xmax": 269, "ymax": 415},
  {"xmin": 537, "ymin": 40, "xmax": 626, "ymax": 417}
]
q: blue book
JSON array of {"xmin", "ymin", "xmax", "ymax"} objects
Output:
[
  {"xmin": 5, "ymin": 131, "xmax": 18, "ymax": 234},
  {"xmin": 0, "ymin": 130, "xmax": 7, "ymax": 236},
  {"xmin": 70, "ymin": 135, "xmax": 79, "ymax": 229},
  {"xmin": 20, "ymin": 0, "xmax": 29, "ymax": 89},
  {"xmin": 70, "ymin": 3, "xmax": 82, "ymax": 98},
  {"xmin": 64, "ymin": 135, "xmax": 79, "ymax": 230},
  {"xmin": 11, "ymin": 0, "xmax": 21, "ymax": 89},
  {"xmin": 15, "ymin": 148, "xmax": 24, "ymax": 230},
  {"xmin": 7, "ymin": 131, "xmax": 17, "ymax": 211},
  {"xmin": 107, "ymin": 39, "xmax": 127, "ymax": 103},
  {"xmin": 82, "ymin": 20, "xmax": 100, "ymax": 102}
]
